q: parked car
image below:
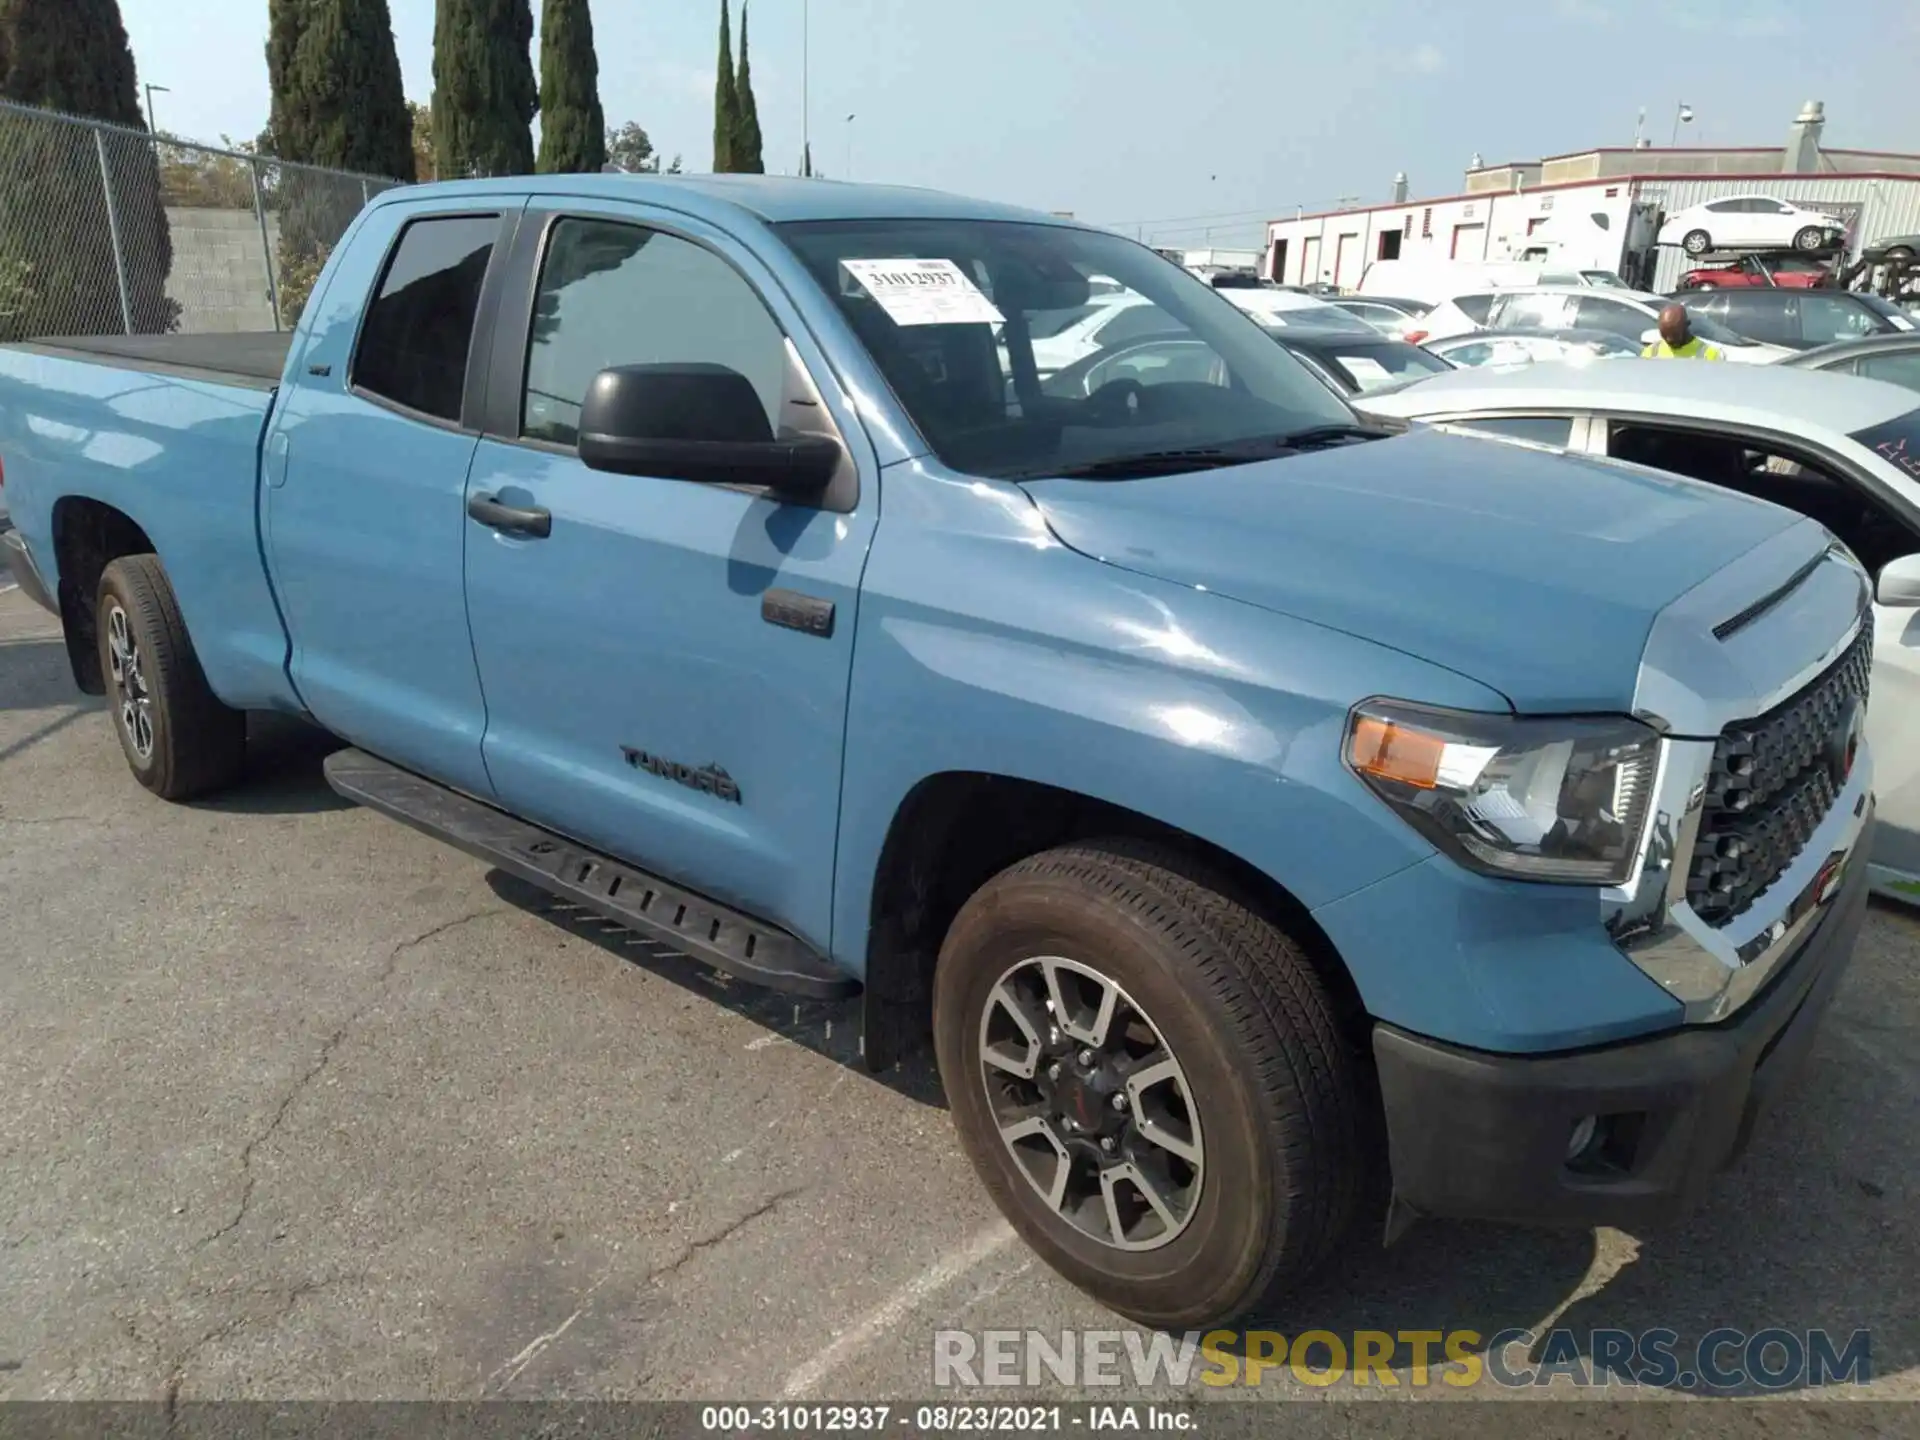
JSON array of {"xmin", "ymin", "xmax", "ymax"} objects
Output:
[
  {"xmin": 1680, "ymin": 287, "xmax": 1916, "ymax": 352},
  {"xmin": 1331, "ymin": 295, "xmax": 1433, "ymax": 338},
  {"xmin": 1358, "ymin": 360, "xmax": 1920, "ymax": 901},
  {"xmin": 0, "ymin": 174, "xmax": 1880, "ymax": 1326},
  {"xmin": 1355, "ymin": 258, "xmax": 1618, "ymax": 305},
  {"xmin": 1424, "ymin": 327, "xmax": 1640, "ymax": 369},
  {"xmin": 1783, "ymin": 332, "xmax": 1920, "ymax": 393},
  {"xmin": 1039, "ymin": 325, "xmax": 1449, "ymax": 402},
  {"xmin": 1266, "ymin": 329, "xmax": 1455, "ymax": 396},
  {"xmin": 1863, "ymin": 235, "xmax": 1920, "ymax": 265},
  {"xmin": 1218, "ymin": 286, "xmax": 1378, "ymax": 333},
  {"xmin": 1417, "ymin": 285, "xmax": 1790, "ymax": 362},
  {"xmin": 1676, "ymin": 252, "xmax": 1836, "ymax": 291},
  {"xmin": 1657, "ymin": 196, "xmax": 1847, "ymax": 256}
]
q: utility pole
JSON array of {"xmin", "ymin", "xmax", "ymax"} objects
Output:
[
  {"xmin": 802, "ymin": 0, "xmax": 811, "ymax": 175},
  {"xmin": 143, "ymin": 83, "xmax": 170, "ymax": 134}
]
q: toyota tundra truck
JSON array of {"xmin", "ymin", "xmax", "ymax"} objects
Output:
[{"xmin": 0, "ymin": 174, "xmax": 1876, "ymax": 1328}]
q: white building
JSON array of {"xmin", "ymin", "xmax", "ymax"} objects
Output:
[{"xmin": 1265, "ymin": 102, "xmax": 1920, "ymax": 294}]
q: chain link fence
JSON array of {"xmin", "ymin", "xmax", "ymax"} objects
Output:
[{"xmin": 0, "ymin": 97, "xmax": 407, "ymax": 342}]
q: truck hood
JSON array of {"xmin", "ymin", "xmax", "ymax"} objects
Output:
[{"xmin": 1019, "ymin": 427, "xmax": 1801, "ymax": 712}]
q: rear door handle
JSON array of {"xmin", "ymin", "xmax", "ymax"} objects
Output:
[{"xmin": 467, "ymin": 494, "xmax": 552, "ymax": 538}]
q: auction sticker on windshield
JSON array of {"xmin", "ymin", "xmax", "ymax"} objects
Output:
[{"xmin": 842, "ymin": 258, "xmax": 1006, "ymax": 327}]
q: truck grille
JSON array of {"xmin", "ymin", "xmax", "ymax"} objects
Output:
[{"xmin": 1687, "ymin": 623, "xmax": 1871, "ymax": 927}]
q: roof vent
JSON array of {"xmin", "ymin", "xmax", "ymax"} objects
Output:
[{"xmin": 1786, "ymin": 100, "xmax": 1825, "ymax": 172}]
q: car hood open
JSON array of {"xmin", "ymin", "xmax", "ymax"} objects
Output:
[{"xmin": 1019, "ymin": 426, "xmax": 1801, "ymax": 712}]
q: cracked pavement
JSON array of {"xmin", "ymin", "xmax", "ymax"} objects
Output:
[{"xmin": 5, "ymin": 585, "xmax": 1920, "ymax": 1413}]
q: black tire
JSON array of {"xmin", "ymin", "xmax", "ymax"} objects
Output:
[
  {"xmin": 1682, "ymin": 229, "xmax": 1712, "ymax": 256},
  {"xmin": 1887, "ymin": 246, "xmax": 1916, "ymax": 263},
  {"xmin": 96, "ymin": 555, "xmax": 246, "ymax": 800},
  {"xmin": 933, "ymin": 839, "xmax": 1371, "ymax": 1329},
  {"xmin": 1793, "ymin": 226, "xmax": 1827, "ymax": 253}
]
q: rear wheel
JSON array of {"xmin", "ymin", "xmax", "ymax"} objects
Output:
[
  {"xmin": 96, "ymin": 555, "xmax": 246, "ymax": 800},
  {"xmin": 933, "ymin": 840, "xmax": 1372, "ymax": 1329},
  {"xmin": 1682, "ymin": 229, "xmax": 1712, "ymax": 256}
]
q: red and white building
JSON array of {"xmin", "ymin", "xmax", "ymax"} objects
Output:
[{"xmin": 1264, "ymin": 102, "xmax": 1920, "ymax": 294}]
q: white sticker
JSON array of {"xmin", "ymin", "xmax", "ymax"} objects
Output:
[
  {"xmin": 841, "ymin": 258, "xmax": 1006, "ymax": 327},
  {"xmin": 1337, "ymin": 354, "xmax": 1394, "ymax": 389}
]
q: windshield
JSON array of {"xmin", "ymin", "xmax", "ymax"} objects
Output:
[
  {"xmin": 1580, "ymin": 271, "xmax": 1628, "ymax": 289},
  {"xmin": 777, "ymin": 219, "xmax": 1356, "ymax": 480},
  {"xmin": 1231, "ymin": 295, "xmax": 1378, "ymax": 335},
  {"xmin": 1288, "ymin": 338, "xmax": 1452, "ymax": 393}
]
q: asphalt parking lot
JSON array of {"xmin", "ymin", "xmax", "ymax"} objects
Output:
[{"xmin": 3, "ymin": 584, "xmax": 1920, "ymax": 1414}]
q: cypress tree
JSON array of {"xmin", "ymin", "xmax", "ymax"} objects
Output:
[
  {"xmin": 433, "ymin": 0, "xmax": 537, "ymax": 180},
  {"xmin": 1, "ymin": 0, "xmax": 140, "ymax": 122},
  {"xmin": 711, "ymin": 0, "xmax": 735, "ymax": 173},
  {"xmin": 0, "ymin": 0, "xmax": 176, "ymax": 337},
  {"xmin": 266, "ymin": 0, "xmax": 414, "ymax": 181},
  {"xmin": 732, "ymin": 2, "xmax": 763, "ymax": 174},
  {"xmin": 535, "ymin": 0, "xmax": 605, "ymax": 173}
]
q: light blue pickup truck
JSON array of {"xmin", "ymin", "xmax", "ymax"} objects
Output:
[{"xmin": 0, "ymin": 175, "xmax": 1877, "ymax": 1326}]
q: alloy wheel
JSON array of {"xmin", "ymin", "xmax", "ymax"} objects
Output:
[
  {"xmin": 977, "ymin": 955, "xmax": 1204, "ymax": 1251},
  {"xmin": 106, "ymin": 602, "xmax": 154, "ymax": 761}
]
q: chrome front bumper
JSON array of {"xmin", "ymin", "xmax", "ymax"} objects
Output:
[{"xmin": 1605, "ymin": 734, "xmax": 1873, "ymax": 1023}]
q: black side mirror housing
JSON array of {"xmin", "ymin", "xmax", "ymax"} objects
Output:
[{"xmin": 577, "ymin": 362, "xmax": 841, "ymax": 495}]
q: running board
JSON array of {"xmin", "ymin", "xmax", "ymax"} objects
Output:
[{"xmin": 323, "ymin": 748, "xmax": 858, "ymax": 1000}]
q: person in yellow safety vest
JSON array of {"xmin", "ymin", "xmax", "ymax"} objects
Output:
[{"xmin": 1642, "ymin": 303, "xmax": 1725, "ymax": 360}]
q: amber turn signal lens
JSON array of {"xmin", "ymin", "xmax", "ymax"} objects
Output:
[{"xmin": 1348, "ymin": 715, "xmax": 1445, "ymax": 790}]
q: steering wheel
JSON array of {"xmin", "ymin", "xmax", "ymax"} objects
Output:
[{"xmin": 1083, "ymin": 376, "xmax": 1147, "ymax": 426}]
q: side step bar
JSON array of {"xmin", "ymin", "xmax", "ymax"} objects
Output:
[{"xmin": 323, "ymin": 748, "xmax": 858, "ymax": 1000}]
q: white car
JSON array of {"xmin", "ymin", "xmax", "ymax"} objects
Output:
[
  {"xmin": 1217, "ymin": 287, "xmax": 1377, "ymax": 334},
  {"xmin": 1356, "ymin": 360, "xmax": 1920, "ymax": 902},
  {"xmin": 1657, "ymin": 196, "xmax": 1847, "ymax": 257},
  {"xmin": 1028, "ymin": 295, "xmax": 1176, "ymax": 378},
  {"xmin": 1423, "ymin": 328, "xmax": 1640, "ymax": 369},
  {"xmin": 1412, "ymin": 284, "xmax": 1793, "ymax": 363}
]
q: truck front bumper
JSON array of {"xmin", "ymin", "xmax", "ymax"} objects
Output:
[
  {"xmin": 1373, "ymin": 807, "xmax": 1871, "ymax": 1231},
  {"xmin": 2, "ymin": 527, "xmax": 56, "ymax": 614}
]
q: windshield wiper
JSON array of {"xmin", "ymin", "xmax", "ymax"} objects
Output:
[
  {"xmin": 1275, "ymin": 422, "xmax": 1397, "ymax": 449},
  {"xmin": 1039, "ymin": 448, "xmax": 1268, "ymax": 479}
]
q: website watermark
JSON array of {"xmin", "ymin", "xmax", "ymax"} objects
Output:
[{"xmin": 932, "ymin": 1327, "xmax": 1872, "ymax": 1391}]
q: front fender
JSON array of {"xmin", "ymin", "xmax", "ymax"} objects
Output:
[{"xmin": 829, "ymin": 458, "xmax": 1510, "ymax": 981}]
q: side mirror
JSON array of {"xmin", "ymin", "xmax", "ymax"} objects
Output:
[
  {"xmin": 577, "ymin": 362, "xmax": 840, "ymax": 496},
  {"xmin": 1877, "ymin": 553, "xmax": 1920, "ymax": 607}
]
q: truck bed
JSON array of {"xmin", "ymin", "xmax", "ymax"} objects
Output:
[{"xmin": 6, "ymin": 332, "xmax": 292, "ymax": 391}]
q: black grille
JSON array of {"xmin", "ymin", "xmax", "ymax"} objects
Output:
[{"xmin": 1688, "ymin": 623, "xmax": 1871, "ymax": 927}]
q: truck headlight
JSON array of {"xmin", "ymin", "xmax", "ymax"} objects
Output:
[{"xmin": 1344, "ymin": 700, "xmax": 1662, "ymax": 886}]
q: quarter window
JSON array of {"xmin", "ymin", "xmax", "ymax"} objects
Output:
[
  {"xmin": 522, "ymin": 218, "xmax": 789, "ymax": 447},
  {"xmin": 353, "ymin": 214, "xmax": 500, "ymax": 423}
]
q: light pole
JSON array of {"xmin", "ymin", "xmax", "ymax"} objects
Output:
[
  {"xmin": 844, "ymin": 113, "xmax": 855, "ymax": 179},
  {"xmin": 802, "ymin": 0, "xmax": 811, "ymax": 175},
  {"xmin": 1670, "ymin": 102, "xmax": 1694, "ymax": 146},
  {"xmin": 144, "ymin": 83, "xmax": 170, "ymax": 135}
]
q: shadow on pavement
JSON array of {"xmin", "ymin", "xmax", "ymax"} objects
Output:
[
  {"xmin": 191, "ymin": 712, "xmax": 355, "ymax": 815},
  {"xmin": 0, "ymin": 636, "xmax": 88, "ymax": 714},
  {"xmin": 483, "ymin": 867, "xmax": 948, "ymax": 1112}
]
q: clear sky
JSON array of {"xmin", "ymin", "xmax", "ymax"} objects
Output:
[{"xmin": 122, "ymin": 0, "xmax": 1919, "ymax": 252}]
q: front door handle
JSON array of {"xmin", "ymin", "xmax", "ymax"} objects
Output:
[{"xmin": 467, "ymin": 493, "xmax": 552, "ymax": 538}]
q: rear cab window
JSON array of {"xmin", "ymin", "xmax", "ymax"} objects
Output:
[{"xmin": 351, "ymin": 214, "xmax": 501, "ymax": 423}]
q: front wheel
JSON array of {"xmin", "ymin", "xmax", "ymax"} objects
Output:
[
  {"xmin": 933, "ymin": 840, "xmax": 1372, "ymax": 1329},
  {"xmin": 96, "ymin": 555, "xmax": 246, "ymax": 800},
  {"xmin": 1793, "ymin": 226, "xmax": 1828, "ymax": 253}
]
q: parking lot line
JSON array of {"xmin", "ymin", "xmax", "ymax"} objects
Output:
[{"xmin": 781, "ymin": 1222, "xmax": 1019, "ymax": 1398}]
